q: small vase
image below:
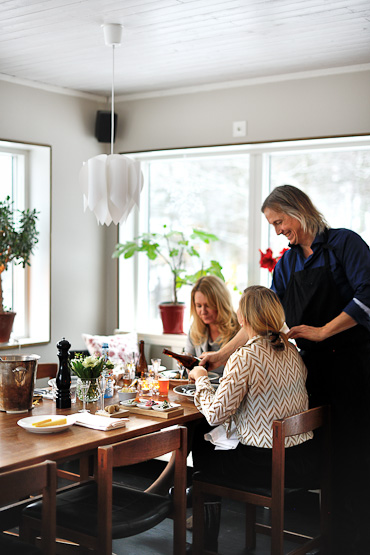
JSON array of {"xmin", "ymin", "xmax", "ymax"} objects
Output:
[{"xmin": 76, "ymin": 377, "xmax": 100, "ymax": 403}]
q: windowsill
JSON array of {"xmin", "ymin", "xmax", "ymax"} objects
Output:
[
  {"xmin": 115, "ymin": 329, "xmax": 187, "ymax": 350},
  {"xmin": 0, "ymin": 337, "xmax": 49, "ymax": 350}
]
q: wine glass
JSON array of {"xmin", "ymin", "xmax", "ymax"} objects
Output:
[
  {"xmin": 77, "ymin": 378, "xmax": 90, "ymax": 413},
  {"xmin": 98, "ymin": 374, "xmax": 106, "ymax": 413}
]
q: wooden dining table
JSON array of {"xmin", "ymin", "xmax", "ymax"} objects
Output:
[{"xmin": 0, "ymin": 385, "xmax": 202, "ymax": 476}]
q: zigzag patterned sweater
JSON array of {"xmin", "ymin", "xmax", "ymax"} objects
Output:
[{"xmin": 194, "ymin": 335, "xmax": 313, "ymax": 448}]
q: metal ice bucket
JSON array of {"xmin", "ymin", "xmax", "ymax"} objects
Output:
[{"xmin": 0, "ymin": 355, "xmax": 40, "ymax": 413}]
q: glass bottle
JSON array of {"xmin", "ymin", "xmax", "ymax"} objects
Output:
[
  {"xmin": 136, "ymin": 340, "xmax": 148, "ymax": 378},
  {"xmin": 162, "ymin": 348, "xmax": 209, "ymax": 370},
  {"xmin": 102, "ymin": 342, "xmax": 113, "ymax": 398}
]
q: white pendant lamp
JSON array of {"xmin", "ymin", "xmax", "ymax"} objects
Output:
[{"xmin": 80, "ymin": 23, "xmax": 143, "ymax": 226}]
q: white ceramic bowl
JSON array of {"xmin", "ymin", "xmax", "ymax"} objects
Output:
[{"xmin": 117, "ymin": 390, "xmax": 137, "ymax": 402}]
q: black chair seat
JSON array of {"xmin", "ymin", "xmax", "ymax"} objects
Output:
[
  {"xmin": 0, "ymin": 531, "xmax": 42, "ymax": 555},
  {"xmin": 24, "ymin": 482, "xmax": 173, "ymax": 538},
  {"xmin": 193, "ymin": 471, "xmax": 303, "ymax": 498}
]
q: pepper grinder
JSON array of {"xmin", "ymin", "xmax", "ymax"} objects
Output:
[{"xmin": 56, "ymin": 337, "xmax": 71, "ymax": 409}]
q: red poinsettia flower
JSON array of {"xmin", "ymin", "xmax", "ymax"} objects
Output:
[{"xmin": 259, "ymin": 247, "xmax": 290, "ymax": 272}]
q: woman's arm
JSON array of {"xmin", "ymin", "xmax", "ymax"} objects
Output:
[
  {"xmin": 192, "ymin": 353, "xmax": 249, "ymax": 426},
  {"xmin": 288, "ymin": 311, "xmax": 357, "ymax": 342},
  {"xmin": 199, "ymin": 327, "xmax": 248, "ymax": 370}
]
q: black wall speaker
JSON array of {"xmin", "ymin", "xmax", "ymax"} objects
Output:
[{"xmin": 95, "ymin": 111, "xmax": 118, "ymax": 143}]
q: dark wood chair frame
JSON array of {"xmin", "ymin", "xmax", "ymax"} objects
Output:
[
  {"xmin": 192, "ymin": 405, "xmax": 331, "ymax": 555},
  {"xmin": 0, "ymin": 460, "xmax": 57, "ymax": 555},
  {"xmin": 23, "ymin": 426, "xmax": 188, "ymax": 555},
  {"xmin": 36, "ymin": 363, "xmax": 58, "ymax": 380}
]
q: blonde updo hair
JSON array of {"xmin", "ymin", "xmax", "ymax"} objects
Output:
[
  {"xmin": 190, "ymin": 276, "xmax": 240, "ymax": 347},
  {"xmin": 239, "ymin": 286, "xmax": 288, "ymax": 351},
  {"xmin": 261, "ymin": 184, "xmax": 328, "ymax": 236}
]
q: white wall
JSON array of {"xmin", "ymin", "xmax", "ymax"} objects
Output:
[
  {"xmin": 0, "ymin": 80, "xmax": 118, "ymax": 362},
  {"xmin": 0, "ymin": 69, "xmax": 369, "ymax": 363},
  {"xmin": 114, "ymin": 70, "xmax": 370, "ymax": 152}
]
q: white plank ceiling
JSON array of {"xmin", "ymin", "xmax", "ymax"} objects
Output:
[{"xmin": 0, "ymin": 0, "xmax": 369, "ymax": 98}]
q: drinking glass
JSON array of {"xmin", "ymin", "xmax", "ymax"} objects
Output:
[
  {"xmin": 77, "ymin": 378, "xmax": 90, "ymax": 413},
  {"xmin": 151, "ymin": 358, "xmax": 161, "ymax": 375},
  {"xmin": 98, "ymin": 374, "xmax": 106, "ymax": 412},
  {"xmin": 158, "ymin": 376, "xmax": 169, "ymax": 397}
]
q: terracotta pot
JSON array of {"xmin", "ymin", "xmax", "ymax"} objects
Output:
[
  {"xmin": 158, "ymin": 303, "xmax": 186, "ymax": 334},
  {"xmin": 0, "ymin": 312, "xmax": 16, "ymax": 343}
]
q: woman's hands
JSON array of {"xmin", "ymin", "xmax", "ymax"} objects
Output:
[
  {"xmin": 188, "ymin": 366, "xmax": 208, "ymax": 383},
  {"xmin": 198, "ymin": 327, "xmax": 249, "ymax": 370},
  {"xmin": 198, "ymin": 350, "xmax": 224, "ymax": 371}
]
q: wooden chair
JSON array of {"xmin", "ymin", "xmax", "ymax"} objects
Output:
[
  {"xmin": 0, "ymin": 460, "xmax": 57, "ymax": 555},
  {"xmin": 22, "ymin": 426, "xmax": 187, "ymax": 555},
  {"xmin": 36, "ymin": 363, "xmax": 58, "ymax": 380},
  {"xmin": 192, "ymin": 406, "xmax": 331, "ymax": 555}
]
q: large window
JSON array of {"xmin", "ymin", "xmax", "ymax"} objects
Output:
[
  {"xmin": 118, "ymin": 136, "xmax": 370, "ymax": 333},
  {"xmin": 0, "ymin": 140, "xmax": 51, "ymax": 347}
]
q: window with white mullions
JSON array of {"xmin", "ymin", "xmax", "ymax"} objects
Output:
[
  {"xmin": 118, "ymin": 136, "xmax": 370, "ymax": 334},
  {"xmin": 0, "ymin": 141, "xmax": 50, "ymax": 347}
]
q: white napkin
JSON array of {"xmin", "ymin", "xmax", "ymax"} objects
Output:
[
  {"xmin": 72, "ymin": 413, "xmax": 128, "ymax": 431},
  {"xmin": 204, "ymin": 422, "xmax": 239, "ymax": 450}
]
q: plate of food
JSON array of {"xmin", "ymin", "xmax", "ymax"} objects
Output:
[
  {"xmin": 159, "ymin": 370, "xmax": 219, "ymax": 384},
  {"xmin": 136, "ymin": 399, "xmax": 158, "ymax": 409},
  {"xmin": 120, "ymin": 398, "xmax": 140, "ymax": 407},
  {"xmin": 173, "ymin": 384, "xmax": 218, "ymax": 401},
  {"xmin": 17, "ymin": 415, "xmax": 74, "ymax": 434},
  {"xmin": 152, "ymin": 400, "xmax": 181, "ymax": 412}
]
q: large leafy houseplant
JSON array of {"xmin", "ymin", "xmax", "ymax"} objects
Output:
[
  {"xmin": 0, "ymin": 197, "xmax": 39, "ymax": 338},
  {"xmin": 113, "ymin": 226, "xmax": 224, "ymax": 304}
]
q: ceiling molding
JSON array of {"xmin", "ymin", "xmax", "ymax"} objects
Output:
[
  {"xmin": 115, "ymin": 64, "xmax": 370, "ymax": 102},
  {"xmin": 0, "ymin": 73, "xmax": 107, "ymax": 102}
]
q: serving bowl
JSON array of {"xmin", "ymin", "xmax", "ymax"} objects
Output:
[{"xmin": 117, "ymin": 389, "xmax": 137, "ymax": 402}]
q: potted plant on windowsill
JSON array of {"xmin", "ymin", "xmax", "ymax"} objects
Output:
[
  {"xmin": 0, "ymin": 196, "xmax": 39, "ymax": 343},
  {"xmin": 113, "ymin": 226, "xmax": 224, "ymax": 334}
]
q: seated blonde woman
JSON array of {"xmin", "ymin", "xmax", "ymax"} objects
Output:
[
  {"xmin": 188, "ymin": 286, "xmax": 318, "ymax": 551},
  {"xmin": 185, "ymin": 275, "xmax": 240, "ymax": 378}
]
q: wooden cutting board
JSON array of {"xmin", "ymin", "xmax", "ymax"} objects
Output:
[{"xmin": 124, "ymin": 406, "xmax": 184, "ymax": 419}]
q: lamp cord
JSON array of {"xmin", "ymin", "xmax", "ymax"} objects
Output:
[{"xmin": 111, "ymin": 44, "xmax": 115, "ymax": 155}]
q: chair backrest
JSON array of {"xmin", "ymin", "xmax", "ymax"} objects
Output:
[
  {"xmin": 272, "ymin": 405, "xmax": 330, "ymax": 466},
  {"xmin": 97, "ymin": 426, "xmax": 187, "ymax": 555},
  {"xmin": 271, "ymin": 405, "xmax": 331, "ymax": 521},
  {"xmin": 36, "ymin": 363, "xmax": 58, "ymax": 380},
  {"xmin": 0, "ymin": 460, "xmax": 57, "ymax": 555}
]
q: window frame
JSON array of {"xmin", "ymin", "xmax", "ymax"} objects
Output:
[
  {"xmin": 118, "ymin": 135, "xmax": 370, "ymax": 333},
  {"xmin": 0, "ymin": 139, "xmax": 51, "ymax": 349}
]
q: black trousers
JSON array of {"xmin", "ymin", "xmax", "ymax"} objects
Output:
[
  {"xmin": 192, "ymin": 419, "xmax": 320, "ymax": 490},
  {"xmin": 302, "ymin": 342, "xmax": 370, "ymax": 555}
]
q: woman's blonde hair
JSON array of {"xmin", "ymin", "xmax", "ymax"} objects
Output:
[
  {"xmin": 261, "ymin": 184, "xmax": 328, "ymax": 236},
  {"xmin": 239, "ymin": 286, "xmax": 288, "ymax": 351},
  {"xmin": 190, "ymin": 276, "xmax": 240, "ymax": 347}
]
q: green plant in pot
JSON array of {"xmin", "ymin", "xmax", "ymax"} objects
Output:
[
  {"xmin": 113, "ymin": 225, "xmax": 225, "ymax": 334},
  {"xmin": 0, "ymin": 196, "xmax": 39, "ymax": 342}
]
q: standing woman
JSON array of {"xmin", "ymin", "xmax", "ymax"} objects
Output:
[
  {"xmin": 261, "ymin": 184, "xmax": 370, "ymax": 555},
  {"xmin": 185, "ymin": 275, "xmax": 240, "ymax": 378}
]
